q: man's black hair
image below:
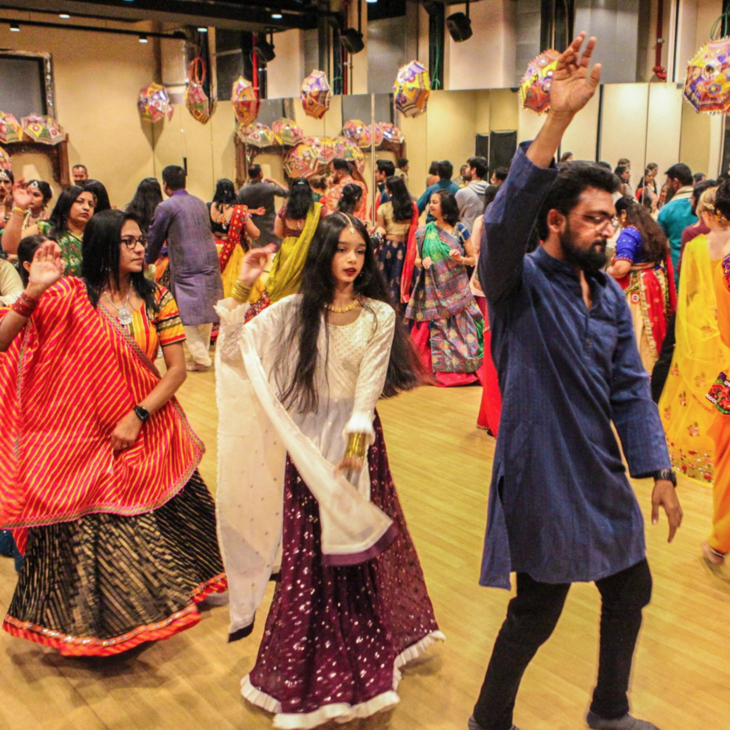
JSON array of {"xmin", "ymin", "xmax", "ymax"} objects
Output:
[
  {"xmin": 664, "ymin": 163, "xmax": 693, "ymax": 187},
  {"xmin": 492, "ymin": 167, "xmax": 509, "ymax": 182},
  {"xmin": 332, "ymin": 157, "xmax": 350, "ymax": 172},
  {"xmin": 376, "ymin": 159, "xmax": 395, "ymax": 177},
  {"xmin": 162, "ymin": 165, "xmax": 186, "ymax": 191},
  {"xmin": 467, "ymin": 156, "xmax": 488, "ymax": 180},
  {"xmin": 437, "ymin": 160, "xmax": 453, "ymax": 180}
]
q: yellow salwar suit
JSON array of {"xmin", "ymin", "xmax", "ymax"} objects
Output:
[
  {"xmin": 708, "ymin": 257, "xmax": 730, "ymax": 556},
  {"xmin": 658, "ymin": 235, "xmax": 730, "ymax": 483}
]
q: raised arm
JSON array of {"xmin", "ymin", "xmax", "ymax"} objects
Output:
[
  {"xmin": 2, "ymin": 181, "xmax": 35, "ymax": 255},
  {"xmin": 480, "ymin": 33, "xmax": 601, "ymax": 303}
]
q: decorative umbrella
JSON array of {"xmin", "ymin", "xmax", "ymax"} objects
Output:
[
  {"xmin": 393, "ymin": 60, "xmax": 430, "ymax": 118},
  {"xmin": 309, "ymin": 136, "xmax": 336, "ymax": 165},
  {"xmin": 0, "ymin": 145, "xmax": 11, "ymax": 171},
  {"xmin": 684, "ymin": 37, "xmax": 730, "ymax": 113},
  {"xmin": 284, "ymin": 143, "xmax": 323, "ymax": 178},
  {"xmin": 519, "ymin": 49, "xmax": 560, "ymax": 114},
  {"xmin": 342, "ymin": 119, "xmax": 377, "ymax": 149},
  {"xmin": 138, "ymin": 83, "xmax": 174, "ymax": 123},
  {"xmin": 301, "ymin": 70, "xmax": 331, "ymax": 119},
  {"xmin": 186, "ymin": 57, "xmax": 215, "ymax": 125},
  {"xmin": 272, "ymin": 117, "xmax": 304, "ymax": 146},
  {"xmin": 378, "ymin": 122, "xmax": 404, "ymax": 145},
  {"xmin": 333, "ymin": 136, "xmax": 365, "ymax": 173},
  {"xmin": 231, "ymin": 76, "xmax": 260, "ymax": 125},
  {"xmin": 236, "ymin": 122, "xmax": 280, "ymax": 148},
  {"xmin": 21, "ymin": 114, "xmax": 65, "ymax": 145},
  {"xmin": 0, "ymin": 112, "xmax": 22, "ymax": 144}
]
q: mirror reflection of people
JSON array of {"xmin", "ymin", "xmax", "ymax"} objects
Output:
[
  {"xmin": 72, "ymin": 164, "xmax": 89, "ymax": 184},
  {"xmin": 323, "ymin": 159, "xmax": 368, "ymax": 221},
  {"xmin": 236, "ymin": 163, "xmax": 289, "ymax": 248}
]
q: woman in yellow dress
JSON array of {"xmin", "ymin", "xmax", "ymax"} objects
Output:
[{"xmin": 659, "ymin": 185, "xmax": 730, "ymax": 483}]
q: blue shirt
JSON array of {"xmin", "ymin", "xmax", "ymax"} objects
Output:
[
  {"xmin": 478, "ymin": 145, "xmax": 670, "ymax": 589},
  {"xmin": 657, "ymin": 189, "xmax": 696, "ymax": 285},
  {"xmin": 417, "ymin": 179, "xmax": 460, "ymax": 222}
]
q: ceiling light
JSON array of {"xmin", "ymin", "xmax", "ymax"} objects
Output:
[
  {"xmin": 366, "ymin": 0, "xmax": 377, "ymax": 4},
  {"xmin": 197, "ymin": 26, "xmax": 208, "ymax": 32},
  {"xmin": 9, "ymin": 22, "xmax": 19, "ymax": 31},
  {"xmin": 138, "ymin": 33, "xmax": 148, "ymax": 43},
  {"xmin": 271, "ymin": 13, "xmax": 283, "ymax": 19},
  {"xmin": 59, "ymin": 12, "xmax": 71, "ymax": 19}
]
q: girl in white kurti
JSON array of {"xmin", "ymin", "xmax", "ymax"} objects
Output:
[{"xmin": 215, "ymin": 213, "xmax": 443, "ymax": 729}]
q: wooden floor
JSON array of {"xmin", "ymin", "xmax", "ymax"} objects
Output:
[{"xmin": 1, "ymin": 372, "xmax": 729, "ymax": 730}]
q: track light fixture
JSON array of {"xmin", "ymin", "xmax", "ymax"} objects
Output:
[
  {"xmin": 59, "ymin": 13, "xmax": 71, "ymax": 19},
  {"xmin": 138, "ymin": 33, "xmax": 148, "ymax": 43},
  {"xmin": 9, "ymin": 22, "xmax": 20, "ymax": 32}
]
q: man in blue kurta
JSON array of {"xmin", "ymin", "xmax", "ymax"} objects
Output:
[{"xmin": 470, "ymin": 35, "xmax": 683, "ymax": 730}]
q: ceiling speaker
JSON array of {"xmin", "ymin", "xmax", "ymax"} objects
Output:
[
  {"xmin": 341, "ymin": 28, "xmax": 365, "ymax": 54},
  {"xmin": 446, "ymin": 11, "xmax": 473, "ymax": 42},
  {"xmin": 254, "ymin": 39, "xmax": 276, "ymax": 62}
]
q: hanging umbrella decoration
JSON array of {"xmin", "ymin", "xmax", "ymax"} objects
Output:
[
  {"xmin": 683, "ymin": 37, "xmax": 730, "ymax": 113},
  {"xmin": 519, "ymin": 49, "xmax": 560, "ymax": 114},
  {"xmin": 231, "ymin": 76, "xmax": 260, "ymax": 125},
  {"xmin": 333, "ymin": 136, "xmax": 365, "ymax": 173},
  {"xmin": 378, "ymin": 122, "xmax": 405, "ymax": 145},
  {"xmin": 186, "ymin": 57, "xmax": 216, "ymax": 125},
  {"xmin": 236, "ymin": 122, "xmax": 280, "ymax": 148},
  {"xmin": 21, "ymin": 114, "xmax": 65, "ymax": 145},
  {"xmin": 308, "ymin": 136, "xmax": 336, "ymax": 166},
  {"xmin": 342, "ymin": 119, "xmax": 374, "ymax": 149},
  {"xmin": 284, "ymin": 142, "xmax": 323, "ymax": 178},
  {"xmin": 0, "ymin": 112, "xmax": 22, "ymax": 144},
  {"xmin": 272, "ymin": 117, "xmax": 304, "ymax": 146},
  {"xmin": 301, "ymin": 70, "xmax": 331, "ymax": 119},
  {"xmin": 138, "ymin": 83, "xmax": 174, "ymax": 123},
  {"xmin": 0, "ymin": 146, "xmax": 11, "ymax": 172},
  {"xmin": 393, "ymin": 60, "xmax": 430, "ymax": 118}
]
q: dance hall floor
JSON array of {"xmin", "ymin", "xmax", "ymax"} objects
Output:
[{"xmin": 0, "ymin": 373, "xmax": 729, "ymax": 730}]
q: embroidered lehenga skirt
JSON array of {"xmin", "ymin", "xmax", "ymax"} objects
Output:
[{"xmin": 4, "ymin": 471, "xmax": 227, "ymax": 656}]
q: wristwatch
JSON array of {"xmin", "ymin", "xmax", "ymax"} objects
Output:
[
  {"xmin": 652, "ymin": 468, "xmax": 677, "ymax": 487},
  {"xmin": 133, "ymin": 405, "xmax": 151, "ymax": 423}
]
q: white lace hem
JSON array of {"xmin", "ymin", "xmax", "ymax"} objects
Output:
[{"xmin": 241, "ymin": 630, "xmax": 446, "ymax": 729}]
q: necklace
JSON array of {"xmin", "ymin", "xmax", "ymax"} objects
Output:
[
  {"xmin": 105, "ymin": 290, "xmax": 133, "ymax": 326},
  {"xmin": 324, "ymin": 299, "xmax": 361, "ymax": 314}
]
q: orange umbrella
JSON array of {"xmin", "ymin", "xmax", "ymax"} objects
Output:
[
  {"xmin": 231, "ymin": 77, "xmax": 260, "ymax": 125},
  {"xmin": 519, "ymin": 49, "xmax": 560, "ymax": 114},
  {"xmin": 301, "ymin": 70, "xmax": 331, "ymax": 119}
]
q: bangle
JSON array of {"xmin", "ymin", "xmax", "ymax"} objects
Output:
[
  {"xmin": 11, "ymin": 206, "xmax": 28, "ymax": 217},
  {"xmin": 345, "ymin": 432, "xmax": 367, "ymax": 460},
  {"xmin": 232, "ymin": 279, "xmax": 252, "ymax": 303},
  {"xmin": 11, "ymin": 291, "xmax": 40, "ymax": 318}
]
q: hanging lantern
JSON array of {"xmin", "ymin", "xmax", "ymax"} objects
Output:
[
  {"xmin": 284, "ymin": 143, "xmax": 324, "ymax": 178},
  {"xmin": 0, "ymin": 146, "xmax": 11, "ymax": 171},
  {"xmin": 186, "ymin": 57, "xmax": 216, "ymax": 125},
  {"xmin": 231, "ymin": 76, "xmax": 260, "ymax": 125},
  {"xmin": 272, "ymin": 117, "xmax": 304, "ymax": 146},
  {"xmin": 301, "ymin": 70, "xmax": 331, "ymax": 119},
  {"xmin": 21, "ymin": 114, "xmax": 65, "ymax": 145},
  {"xmin": 378, "ymin": 122, "xmax": 404, "ymax": 145},
  {"xmin": 393, "ymin": 60, "xmax": 431, "ymax": 118},
  {"xmin": 138, "ymin": 83, "xmax": 174, "ymax": 123},
  {"xmin": 684, "ymin": 37, "xmax": 730, "ymax": 114},
  {"xmin": 0, "ymin": 112, "xmax": 22, "ymax": 144},
  {"xmin": 333, "ymin": 136, "xmax": 365, "ymax": 173},
  {"xmin": 519, "ymin": 49, "xmax": 560, "ymax": 115},
  {"xmin": 236, "ymin": 122, "xmax": 280, "ymax": 148}
]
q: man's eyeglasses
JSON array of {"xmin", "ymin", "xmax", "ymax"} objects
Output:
[
  {"xmin": 570, "ymin": 212, "xmax": 618, "ymax": 231},
  {"xmin": 121, "ymin": 235, "xmax": 147, "ymax": 250}
]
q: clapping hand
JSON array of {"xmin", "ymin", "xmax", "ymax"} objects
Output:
[
  {"xmin": 26, "ymin": 241, "xmax": 64, "ymax": 297},
  {"xmin": 238, "ymin": 243, "xmax": 277, "ymax": 287},
  {"xmin": 11, "ymin": 179, "xmax": 31, "ymax": 211},
  {"xmin": 549, "ymin": 32, "xmax": 601, "ymax": 119}
]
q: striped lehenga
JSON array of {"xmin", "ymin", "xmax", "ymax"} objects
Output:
[{"xmin": 0, "ymin": 279, "xmax": 226, "ymax": 656}]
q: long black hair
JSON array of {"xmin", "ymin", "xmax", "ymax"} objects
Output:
[
  {"xmin": 276, "ymin": 214, "xmax": 422, "ymax": 414},
  {"xmin": 126, "ymin": 177, "xmax": 163, "ymax": 232},
  {"xmin": 336, "ymin": 183, "xmax": 363, "ymax": 215},
  {"xmin": 614, "ymin": 196, "xmax": 669, "ymax": 264},
  {"xmin": 212, "ymin": 178, "xmax": 237, "ymax": 206},
  {"xmin": 385, "ymin": 175, "xmax": 412, "ymax": 222},
  {"xmin": 286, "ymin": 177, "xmax": 314, "ymax": 220},
  {"xmin": 432, "ymin": 189, "xmax": 460, "ymax": 226},
  {"xmin": 82, "ymin": 179, "xmax": 111, "ymax": 212},
  {"xmin": 47, "ymin": 185, "xmax": 95, "ymax": 238},
  {"xmin": 82, "ymin": 209, "xmax": 159, "ymax": 313}
]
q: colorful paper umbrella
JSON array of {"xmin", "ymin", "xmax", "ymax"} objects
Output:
[
  {"xmin": 378, "ymin": 122, "xmax": 404, "ymax": 145},
  {"xmin": 342, "ymin": 119, "xmax": 376, "ymax": 149},
  {"xmin": 272, "ymin": 118, "xmax": 304, "ymax": 146},
  {"xmin": 284, "ymin": 143, "xmax": 324, "ymax": 178},
  {"xmin": 236, "ymin": 122, "xmax": 280, "ymax": 148},
  {"xmin": 138, "ymin": 83, "xmax": 174, "ymax": 123},
  {"xmin": 301, "ymin": 70, "xmax": 331, "ymax": 119},
  {"xmin": 519, "ymin": 49, "xmax": 560, "ymax": 114},
  {"xmin": 0, "ymin": 112, "xmax": 21, "ymax": 144},
  {"xmin": 21, "ymin": 114, "xmax": 65, "ymax": 145},
  {"xmin": 231, "ymin": 76, "xmax": 259, "ymax": 125},
  {"xmin": 0, "ymin": 145, "xmax": 11, "ymax": 171},
  {"xmin": 393, "ymin": 60, "xmax": 430, "ymax": 118},
  {"xmin": 684, "ymin": 37, "xmax": 730, "ymax": 113},
  {"xmin": 309, "ymin": 136, "xmax": 336, "ymax": 165},
  {"xmin": 333, "ymin": 136, "xmax": 365, "ymax": 173}
]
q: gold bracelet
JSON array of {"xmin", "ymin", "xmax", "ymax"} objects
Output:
[
  {"xmin": 232, "ymin": 280, "xmax": 252, "ymax": 303},
  {"xmin": 345, "ymin": 433, "xmax": 367, "ymax": 460}
]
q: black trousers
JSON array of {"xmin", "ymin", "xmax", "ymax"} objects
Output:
[{"xmin": 473, "ymin": 559, "xmax": 652, "ymax": 730}]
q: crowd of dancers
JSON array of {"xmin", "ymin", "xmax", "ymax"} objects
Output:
[{"xmin": 0, "ymin": 32, "xmax": 724, "ymax": 730}]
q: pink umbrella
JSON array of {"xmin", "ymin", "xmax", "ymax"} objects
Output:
[{"xmin": 231, "ymin": 76, "xmax": 260, "ymax": 125}]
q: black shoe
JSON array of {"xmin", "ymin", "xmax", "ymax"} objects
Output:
[
  {"xmin": 468, "ymin": 716, "xmax": 522, "ymax": 730},
  {"xmin": 586, "ymin": 711, "xmax": 660, "ymax": 729}
]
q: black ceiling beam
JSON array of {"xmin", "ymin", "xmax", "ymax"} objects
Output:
[
  {"xmin": 0, "ymin": 3, "xmax": 142, "ymax": 22},
  {"xmin": 0, "ymin": 17, "xmax": 186, "ymax": 38}
]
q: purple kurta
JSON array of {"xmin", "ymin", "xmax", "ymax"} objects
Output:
[{"xmin": 146, "ymin": 190, "xmax": 223, "ymax": 326}]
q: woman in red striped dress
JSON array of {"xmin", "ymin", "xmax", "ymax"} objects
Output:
[{"xmin": 0, "ymin": 210, "xmax": 226, "ymax": 656}]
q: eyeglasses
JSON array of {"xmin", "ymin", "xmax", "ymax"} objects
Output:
[
  {"xmin": 570, "ymin": 212, "xmax": 618, "ymax": 231},
  {"xmin": 120, "ymin": 235, "xmax": 147, "ymax": 250}
]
